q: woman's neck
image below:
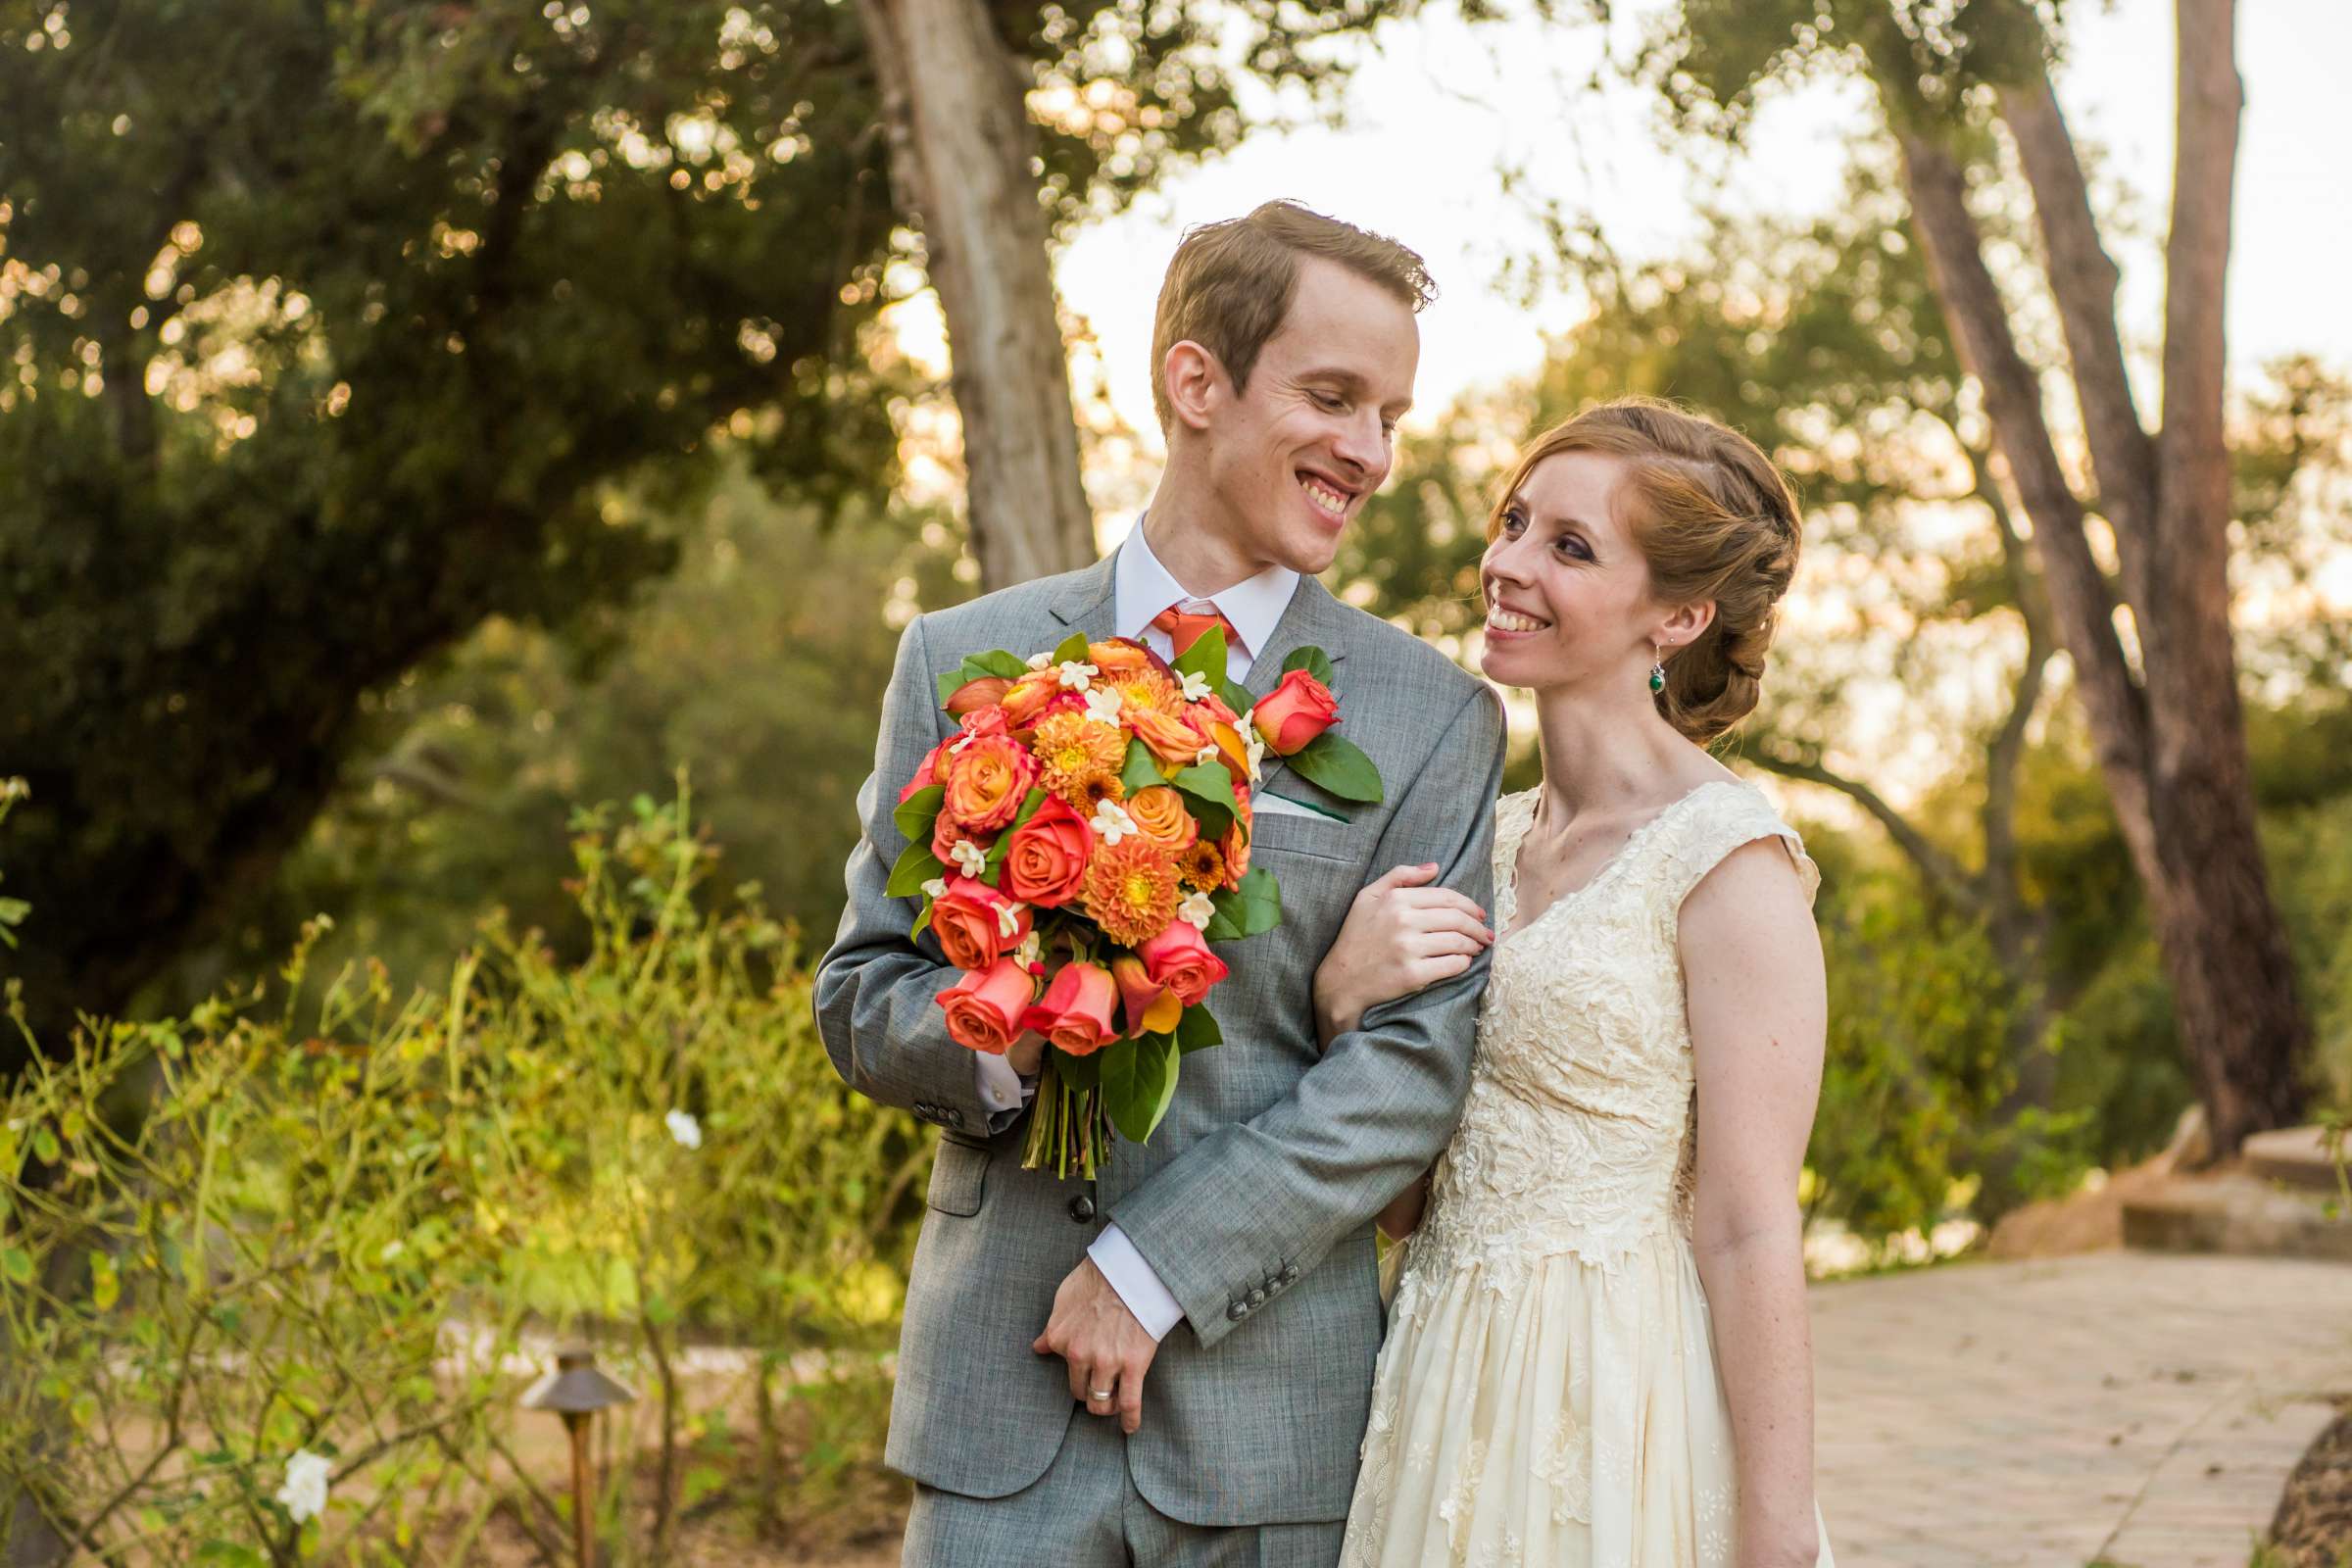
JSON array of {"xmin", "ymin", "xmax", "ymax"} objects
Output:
[{"xmin": 1528, "ymin": 678, "xmax": 1701, "ymax": 824}]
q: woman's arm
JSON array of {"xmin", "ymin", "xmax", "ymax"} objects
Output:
[{"xmin": 1681, "ymin": 838, "xmax": 1829, "ymax": 1568}]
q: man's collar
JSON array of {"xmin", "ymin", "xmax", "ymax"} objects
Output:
[{"xmin": 1112, "ymin": 513, "xmax": 1299, "ymax": 660}]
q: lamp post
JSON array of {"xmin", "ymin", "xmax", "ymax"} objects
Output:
[{"xmin": 520, "ymin": 1346, "xmax": 636, "ymax": 1568}]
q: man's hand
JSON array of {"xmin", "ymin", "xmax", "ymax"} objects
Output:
[{"xmin": 1031, "ymin": 1256, "xmax": 1160, "ymax": 1435}]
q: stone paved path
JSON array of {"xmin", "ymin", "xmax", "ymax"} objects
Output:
[{"xmin": 1811, "ymin": 1251, "xmax": 2352, "ymax": 1567}]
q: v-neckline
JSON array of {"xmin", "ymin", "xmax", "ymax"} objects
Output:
[{"xmin": 1497, "ymin": 780, "xmax": 1732, "ymax": 945}]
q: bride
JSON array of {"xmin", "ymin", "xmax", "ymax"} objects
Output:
[{"xmin": 1316, "ymin": 399, "xmax": 1834, "ymax": 1567}]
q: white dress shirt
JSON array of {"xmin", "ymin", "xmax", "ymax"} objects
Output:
[{"xmin": 972, "ymin": 515, "xmax": 1298, "ymax": 1340}]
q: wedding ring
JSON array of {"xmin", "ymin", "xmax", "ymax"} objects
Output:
[{"xmin": 1089, "ymin": 1389, "xmax": 1112, "ymax": 1401}]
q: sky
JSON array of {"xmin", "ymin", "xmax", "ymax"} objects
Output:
[{"xmin": 1012, "ymin": 0, "xmax": 2352, "ymax": 464}]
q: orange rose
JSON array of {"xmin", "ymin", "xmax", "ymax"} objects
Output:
[
  {"xmin": 1138, "ymin": 918, "xmax": 1230, "ymax": 1006},
  {"xmin": 998, "ymin": 669, "xmax": 1065, "ymax": 728},
  {"xmin": 942, "ymin": 734, "xmax": 1038, "ymax": 832},
  {"xmin": 1251, "ymin": 668, "xmax": 1340, "ymax": 756},
  {"xmin": 930, "ymin": 876, "xmax": 1031, "ymax": 971},
  {"xmin": 1000, "ymin": 793, "xmax": 1092, "ymax": 906},
  {"xmin": 898, "ymin": 734, "xmax": 956, "ymax": 804},
  {"xmin": 935, "ymin": 957, "xmax": 1038, "ymax": 1055},
  {"xmin": 1124, "ymin": 785, "xmax": 1200, "ymax": 855},
  {"xmin": 1127, "ymin": 702, "xmax": 1205, "ymax": 768},
  {"xmin": 1019, "ymin": 960, "xmax": 1120, "ymax": 1057},
  {"xmin": 1088, "ymin": 638, "xmax": 1152, "ymax": 675}
]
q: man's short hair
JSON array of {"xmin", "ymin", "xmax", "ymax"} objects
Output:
[{"xmin": 1150, "ymin": 201, "xmax": 1435, "ymax": 431}]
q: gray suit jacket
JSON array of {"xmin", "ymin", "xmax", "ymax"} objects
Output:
[{"xmin": 814, "ymin": 550, "xmax": 1504, "ymax": 1527}]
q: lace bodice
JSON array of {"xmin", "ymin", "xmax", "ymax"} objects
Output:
[{"xmin": 1409, "ymin": 780, "xmax": 1819, "ymax": 1284}]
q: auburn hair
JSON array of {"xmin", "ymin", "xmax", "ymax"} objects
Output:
[{"xmin": 1487, "ymin": 398, "xmax": 1802, "ymax": 744}]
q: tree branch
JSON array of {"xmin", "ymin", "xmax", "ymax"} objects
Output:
[
  {"xmin": 1744, "ymin": 745, "xmax": 1978, "ymax": 913},
  {"xmin": 1998, "ymin": 69, "xmax": 2159, "ymax": 621}
]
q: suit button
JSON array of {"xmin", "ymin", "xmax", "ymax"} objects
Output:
[
  {"xmin": 1227, "ymin": 1300, "xmax": 1247, "ymax": 1321},
  {"xmin": 1067, "ymin": 1194, "xmax": 1096, "ymax": 1224},
  {"xmin": 946, "ymin": 1108, "xmax": 964, "ymax": 1128},
  {"xmin": 1280, "ymin": 1264, "xmax": 1298, "ymax": 1284},
  {"xmin": 1248, "ymin": 1288, "xmax": 1266, "ymax": 1307}
]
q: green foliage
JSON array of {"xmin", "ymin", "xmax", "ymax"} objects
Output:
[
  {"xmin": 1803, "ymin": 851, "xmax": 2019, "ymax": 1244},
  {"xmin": 0, "ymin": 785, "xmax": 924, "ymax": 1559}
]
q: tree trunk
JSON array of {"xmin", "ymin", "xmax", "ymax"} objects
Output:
[
  {"xmin": 1891, "ymin": 0, "xmax": 2307, "ymax": 1156},
  {"xmin": 857, "ymin": 0, "xmax": 1096, "ymax": 591},
  {"xmin": 2135, "ymin": 0, "xmax": 2307, "ymax": 1150}
]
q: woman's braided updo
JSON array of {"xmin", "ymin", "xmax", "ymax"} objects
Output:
[{"xmin": 1485, "ymin": 397, "xmax": 1802, "ymax": 745}]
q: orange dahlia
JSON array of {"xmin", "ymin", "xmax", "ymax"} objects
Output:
[
  {"xmin": 1176, "ymin": 840, "xmax": 1225, "ymax": 892},
  {"xmin": 1106, "ymin": 666, "xmax": 1183, "ymax": 717},
  {"xmin": 1083, "ymin": 836, "xmax": 1181, "ymax": 947},
  {"xmin": 1032, "ymin": 710, "xmax": 1125, "ymax": 803}
]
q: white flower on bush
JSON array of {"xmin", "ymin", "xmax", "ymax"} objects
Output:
[
  {"xmin": 275, "ymin": 1448, "xmax": 331, "ymax": 1523},
  {"xmin": 664, "ymin": 1109, "xmax": 703, "ymax": 1151},
  {"xmin": 378, "ymin": 1239, "xmax": 405, "ymax": 1263}
]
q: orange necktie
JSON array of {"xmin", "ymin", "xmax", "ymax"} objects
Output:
[{"xmin": 1151, "ymin": 602, "xmax": 1242, "ymax": 662}]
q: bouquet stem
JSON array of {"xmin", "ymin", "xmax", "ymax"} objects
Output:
[{"xmin": 1021, "ymin": 1061, "xmax": 1111, "ymax": 1180}]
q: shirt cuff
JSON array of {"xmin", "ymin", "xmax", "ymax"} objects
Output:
[
  {"xmin": 973, "ymin": 1053, "xmax": 1036, "ymax": 1116},
  {"xmin": 1088, "ymin": 1224, "xmax": 1185, "ymax": 1341}
]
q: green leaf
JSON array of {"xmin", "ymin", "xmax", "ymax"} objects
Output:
[
  {"xmin": 1051, "ymin": 1044, "xmax": 1102, "ymax": 1093},
  {"xmin": 1052, "ymin": 630, "xmax": 1090, "ymax": 665},
  {"xmin": 1217, "ymin": 676, "xmax": 1256, "ymax": 715},
  {"xmin": 1203, "ymin": 867, "xmax": 1283, "ymax": 941},
  {"xmin": 1171, "ymin": 625, "xmax": 1228, "ymax": 684},
  {"xmin": 1174, "ymin": 1004, "xmax": 1223, "ymax": 1055},
  {"xmin": 908, "ymin": 903, "xmax": 933, "ymax": 944},
  {"xmin": 1101, "ymin": 1032, "xmax": 1179, "ymax": 1144},
  {"xmin": 1283, "ymin": 732, "xmax": 1384, "ymax": 804},
  {"xmin": 0, "ymin": 1248, "xmax": 31, "ymax": 1286},
  {"xmin": 1171, "ymin": 762, "xmax": 1239, "ymax": 840},
  {"xmin": 90, "ymin": 1252, "xmax": 120, "ymax": 1312},
  {"xmin": 893, "ymin": 784, "xmax": 946, "ymax": 844},
  {"xmin": 968, "ymin": 649, "xmax": 1030, "ymax": 680},
  {"xmin": 1281, "ymin": 646, "xmax": 1338, "ymax": 686},
  {"xmin": 195, "ymin": 1544, "xmax": 268, "ymax": 1568},
  {"xmin": 1119, "ymin": 738, "xmax": 1168, "ymax": 796},
  {"xmin": 31, "ymin": 1126, "xmax": 59, "ymax": 1164},
  {"xmin": 885, "ymin": 842, "xmax": 946, "ymax": 900}
]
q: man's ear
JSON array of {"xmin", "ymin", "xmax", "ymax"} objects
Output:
[
  {"xmin": 1162, "ymin": 341, "xmax": 1224, "ymax": 433},
  {"xmin": 1658, "ymin": 600, "xmax": 1716, "ymax": 651}
]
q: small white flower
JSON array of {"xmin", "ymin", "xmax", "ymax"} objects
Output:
[
  {"xmin": 276, "ymin": 1449, "xmax": 331, "ymax": 1523},
  {"xmin": 1026, "ymin": 650, "xmax": 1054, "ymax": 671},
  {"xmin": 949, "ymin": 839, "xmax": 988, "ymax": 878},
  {"xmin": 1055, "ymin": 660, "xmax": 1100, "ymax": 692},
  {"xmin": 1081, "ymin": 687, "xmax": 1125, "ymax": 727},
  {"xmin": 664, "ymin": 1109, "xmax": 703, "ymax": 1151},
  {"xmin": 1178, "ymin": 892, "xmax": 1216, "ymax": 930},
  {"xmin": 378, "ymin": 1239, "xmax": 405, "ymax": 1263},
  {"xmin": 1236, "ymin": 710, "xmax": 1267, "ymax": 781},
  {"xmin": 1195, "ymin": 744, "xmax": 1221, "ymax": 766},
  {"xmin": 995, "ymin": 900, "xmax": 1027, "ymax": 939},
  {"xmin": 920, "ymin": 876, "xmax": 950, "ymax": 901},
  {"xmin": 1090, "ymin": 799, "xmax": 1140, "ymax": 845},
  {"xmin": 1178, "ymin": 670, "xmax": 1213, "ymax": 702},
  {"xmin": 949, "ymin": 731, "xmax": 975, "ymax": 756},
  {"xmin": 1013, "ymin": 930, "xmax": 1043, "ymax": 968}
]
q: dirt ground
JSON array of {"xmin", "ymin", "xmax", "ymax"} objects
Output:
[{"xmin": 2267, "ymin": 1397, "xmax": 2352, "ymax": 1568}]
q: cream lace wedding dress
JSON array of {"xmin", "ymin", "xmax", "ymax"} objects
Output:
[{"xmin": 1341, "ymin": 780, "xmax": 1834, "ymax": 1567}]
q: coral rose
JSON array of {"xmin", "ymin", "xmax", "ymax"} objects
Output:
[
  {"xmin": 1251, "ymin": 668, "xmax": 1340, "ymax": 756},
  {"xmin": 1219, "ymin": 782, "xmax": 1251, "ymax": 891},
  {"xmin": 935, "ymin": 957, "xmax": 1038, "ymax": 1055},
  {"xmin": 1137, "ymin": 918, "xmax": 1230, "ymax": 1006},
  {"xmin": 1019, "ymin": 960, "xmax": 1121, "ymax": 1057},
  {"xmin": 998, "ymin": 669, "xmax": 1066, "ymax": 728},
  {"xmin": 1000, "ymin": 793, "xmax": 1092, "ymax": 906},
  {"xmin": 930, "ymin": 876, "xmax": 1031, "ymax": 971},
  {"xmin": 942, "ymin": 734, "xmax": 1038, "ymax": 832},
  {"xmin": 1109, "ymin": 954, "xmax": 1183, "ymax": 1039},
  {"xmin": 1124, "ymin": 786, "xmax": 1200, "ymax": 855},
  {"xmin": 1087, "ymin": 638, "xmax": 1152, "ymax": 675},
  {"xmin": 898, "ymin": 734, "xmax": 956, "ymax": 805}
]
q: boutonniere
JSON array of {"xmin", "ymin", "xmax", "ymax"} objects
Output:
[{"xmin": 1170, "ymin": 628, "xmax": 1383, "ymax": 807}]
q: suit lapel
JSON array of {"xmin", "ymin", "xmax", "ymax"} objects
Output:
[
  {"xmin": 1046, "ymin": 552, "xmax": 1120, "ymax": 643},
  {"xmin": 1238, "ymin": 577, "xmax": 1353, "ymax": 808}
]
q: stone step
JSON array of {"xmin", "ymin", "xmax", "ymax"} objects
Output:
[
  {"xmin": 2243, "ymin": 1124, "xmax": 2352, "ymax": 1195},
  {"xmin": 2122, "ymin": 1171, "xmax": 2352, "ymax": 1263}
]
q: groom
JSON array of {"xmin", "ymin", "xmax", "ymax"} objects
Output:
[{"xmin": 816, "ymin": 201, "xmax": 1505, "ymax": 1566}]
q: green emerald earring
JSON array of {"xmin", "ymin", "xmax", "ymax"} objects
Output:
[{"xmin": 1648, "ymin": 643, "xmax": 1667, "ymax": 695}]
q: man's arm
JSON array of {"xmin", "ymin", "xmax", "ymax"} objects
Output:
[
  {"xmin": 1104, "ymin": 683, "xmax": 1506, "ymax": 1348},
  {"xmin": 813, "ymin": 613, "xmax": 1025, "ymax": 1137}
]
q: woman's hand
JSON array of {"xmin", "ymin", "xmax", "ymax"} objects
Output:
[{"xmin": 1312, "ymin": 862, "xmax": 1493, "ymax": 1049}]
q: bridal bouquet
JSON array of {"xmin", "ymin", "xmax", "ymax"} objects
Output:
[{"xmin": 888, "ymin": 625, "xmax": 1382, "ymax": 1177}]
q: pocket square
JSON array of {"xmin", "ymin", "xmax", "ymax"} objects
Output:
[{"xmin": 1253, "ymin": 790, "xmax": 1343, "ymax": 822}]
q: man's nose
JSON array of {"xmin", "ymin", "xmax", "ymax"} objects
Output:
[{"xmin": 1331, "ymin": 409, "xmax": 1389, "ymax": 482}]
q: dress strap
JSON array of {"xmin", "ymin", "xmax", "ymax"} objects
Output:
[
  {"xmin": 1490, "ymin": 788, "xmax": 1541, "ymax": 932},
  {"xmin": 1653, "ymin": 781, "xmax": 1819, "ymax": 913}
]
